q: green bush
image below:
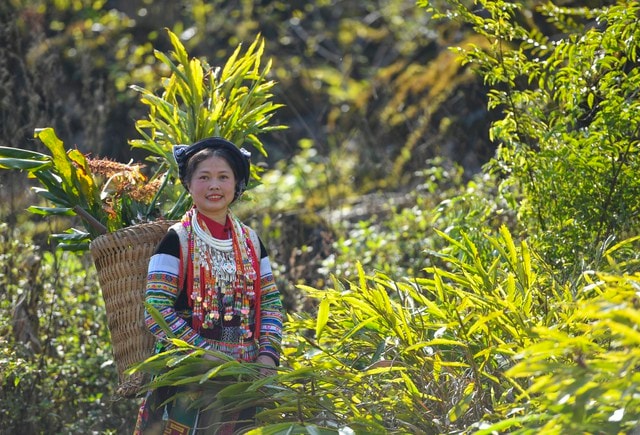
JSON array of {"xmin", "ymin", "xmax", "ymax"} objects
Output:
[
  {"xmin": 419, "ymin": 0, "xmax": 640, "ymax": 273},
  {"xmin": 0, "ymin": 223, "xmax": 136, "ymax": 433},
  {"xmin": 497, "ymin": 270, "xmax": 640, "ymax": 433},
  {"xmin": 127, "ymin": 223, "xmax": 545, "ymax": 432},
  {"xmin": 323, "ymin": 160, "xmax": 516, "ymax": 281}
]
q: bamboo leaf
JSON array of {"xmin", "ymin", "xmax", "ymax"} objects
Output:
[
  {"xmin": 604, "ymin": 235, "xmax": 640, "ymax": 257},
  {"xmin": 144, "ymin": 301, "xmax": 177, "ymax": 339},
  {"xmin": 421, "ymin": 338, "xmax": 468, "ymax": 347},
  {"xmin": 448, "ymin": 382, "xmax": 475, "ymax": 423},
  {"xmin": 362, "ymin": 365, "xmax": 407, "ymax": 376},
  {"xmin": 26, "ymin": 206, "xmax": 74, "ymax": 216},
  {"xmin": 315, "ymin": 297, "xmax": 330, "ymax": 340}
]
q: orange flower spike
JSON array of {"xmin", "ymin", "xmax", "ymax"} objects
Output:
[{"xmin": 130, "ymin": 178, "xmax": 162, "ymax": 203}]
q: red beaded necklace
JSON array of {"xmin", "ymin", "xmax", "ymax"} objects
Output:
[{"xmin": 182, "ymin": 209, "xmax": 258, "ymax": 338}]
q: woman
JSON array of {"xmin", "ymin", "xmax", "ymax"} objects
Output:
[{"xmin": 134, "ymin": 137, "xmax": 283, "ymax": 434}]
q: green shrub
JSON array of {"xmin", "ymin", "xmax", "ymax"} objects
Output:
[
  {"xmin": 0, "ymin": 223, "xmax": 137, "ymax": 433},
  {"xmin": 269, "ymin": 231, "xmax": 638, "ymax": 433},
  {"xmin": 132, "ymin": 224, "xmax": 559, "ymax": 433},
  {"xmin": 419, "ymin": 0, "xmax": 640, "ymax": 273},
  {"xmin": 324, "ymin": 160, "xmax": 516, "ymax": 281},
  {"xmin": 477, "ymin": 267, "xmax": 640, "ymax": 433}
]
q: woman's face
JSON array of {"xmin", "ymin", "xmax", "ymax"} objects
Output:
[{"xmin": 188, "ymin": 155, "xmax": 236, "ymax": 224}]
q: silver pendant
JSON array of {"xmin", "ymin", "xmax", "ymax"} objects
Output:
[{"xmin": 221, "ymin": 260, "xmax": 236, "ymax": 275}]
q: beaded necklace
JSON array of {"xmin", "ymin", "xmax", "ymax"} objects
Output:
[{"xmin": 183, "ymin": 208, "xmax": 258, "ymax": 338}]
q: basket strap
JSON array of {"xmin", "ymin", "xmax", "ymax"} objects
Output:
[
  {"xmin": 247, "ymin": 227, "xmax": 260, "ymax": 258},
  {"xmin": 169, "ymin": 222, "xmax": 188, "ymax": 289}
]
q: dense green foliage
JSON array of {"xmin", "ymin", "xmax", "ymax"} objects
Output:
[
  {"xmin": 2, "ymin": 0, "xmax": 640, "ymax": 434},
  {"xmin": 0, "ymin": 223, "xmax": 137, "ymax": 433},
  {"xmin": 438, "ymin": 0, "xmax": 640, "ymax": 272}
]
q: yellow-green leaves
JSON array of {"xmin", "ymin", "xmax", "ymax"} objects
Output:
[
  {"xmin": 448, "ymin": 382, "xmax": 475, "ymax": 423},
  {"xmin": 0, "ymin": 128, "xmax": 111, "ymax": 247},
  {"xmin": 35, "ymin": 128, "xmax": 78, "ymax": 199},
  {"xmin": 315, "ymin": 297, "xmax": 330, "ymax": 340},
  {"xmin": 129, "ymin": 29, "xmax": 284, "ymax": 219},
  {"xmin": 67, "ymin": 148, "xmax": 98, "ymax": 209}
]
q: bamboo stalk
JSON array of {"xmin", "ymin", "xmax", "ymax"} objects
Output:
[{"xmin": 72, "ymin": 205, "xmax": 107, "ymax": 235}]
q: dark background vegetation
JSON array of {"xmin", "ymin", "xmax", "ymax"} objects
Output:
[{"xmin": 0, "ymin": 0, "xmax": 496, "ymax": 310}]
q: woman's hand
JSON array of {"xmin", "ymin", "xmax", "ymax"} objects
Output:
[
  {"xmin": 256, "ymin": 354, "xmax": 276, "ymax": 377},
  {"xmin": 203, "ymin": 351, "xmax": 222, "ymax": 363}
]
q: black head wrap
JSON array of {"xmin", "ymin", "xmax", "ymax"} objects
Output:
[{"xmin": 173, "ymin": 137, "xmax": 251, "ymax": 196}]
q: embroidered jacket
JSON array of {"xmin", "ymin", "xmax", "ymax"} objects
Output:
[{"xmin": 143, "ymin": 217, "xmax": 283, "ymax": 364}]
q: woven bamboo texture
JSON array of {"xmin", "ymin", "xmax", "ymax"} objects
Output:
[{"xmin": 90, "ymin": 220, "xmax": 175, "ymax": 397}]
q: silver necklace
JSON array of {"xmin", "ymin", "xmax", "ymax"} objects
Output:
[{"xmin": 192, "ymin": 211, "xmax": 237, "ymax": 279}]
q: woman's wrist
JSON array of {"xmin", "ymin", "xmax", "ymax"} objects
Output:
[{"xmin": 256, "ymin": 354, "xmax": 277, "ymax": 366}]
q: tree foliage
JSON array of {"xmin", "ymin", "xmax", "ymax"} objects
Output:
[
  {"xmin": 0, "ymin": 0, "xmax": 493, "ymax": 185},
  {"xmin": 421, "ymin": 0, "xmax": 640, "ymax": 271}
]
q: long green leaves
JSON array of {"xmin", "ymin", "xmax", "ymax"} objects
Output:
[
  {"xmin": 130, "ymin": 30, "xmax": 284, "ymax": 219},
  {"xmin": 0, "ymin": 129, "xmax": 106, "ymax": 248},
  {"xmin": 430, "ymin": 0, "xmax": 640, "ymax": 271},
  {"xmin": 493, "ymin": 272, "xmax": 640, "ymax": 433},
  {"xmin": 271, "ymin": 227, "xmax": 541, "ymax": 433}
]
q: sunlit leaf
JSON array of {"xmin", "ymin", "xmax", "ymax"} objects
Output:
[{"xmin": 315, "ymin": 297, "xmax": 330, "ymax": 340}]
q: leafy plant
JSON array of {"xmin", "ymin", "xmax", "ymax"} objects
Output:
[
  {"xmin": 476, "ymin": 262, "xmax": 640, "ymax": 433},
  {"xmin": 419, "ymin": 0, "xmax": 640, "ymax": 272},
  {"xmin": 130, "ymin": 225, "xmax": 552, "ymax": 433},
  {"xmin": 276, "ymin": 231, "xmax": 637, "ymax": 433},
  {"xmin": 322, "ymin": 160, "xmax": 516, "ymax": 281},
  {"xmin": 0, "ymin": 223, "xmax": 137, "ymax": 433},
  {"xmin": 129, "ymin": 29, "xmax": 284, "ymax": 219}
]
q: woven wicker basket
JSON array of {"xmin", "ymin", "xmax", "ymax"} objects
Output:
[{"xmin": 90, "ymin": 220, "xmax": 175, "ymax": 397}]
